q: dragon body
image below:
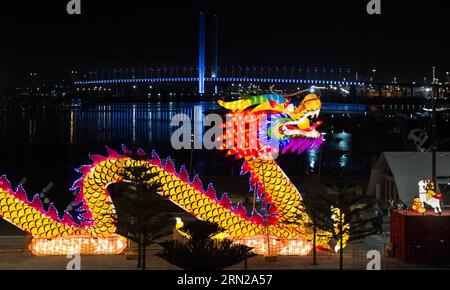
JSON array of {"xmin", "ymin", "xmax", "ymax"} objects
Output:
[{"xmin": 0, "ymin": 93, "xmax": 347, "ymax": 256}]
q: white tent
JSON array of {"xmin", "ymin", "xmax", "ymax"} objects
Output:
[{"xmin": 366, "ymin": 152, "xmax": 450, "ymax": 206}]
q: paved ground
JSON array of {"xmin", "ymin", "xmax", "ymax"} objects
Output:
[
  {"xmin": 2, "ymin": 214, "xmax": 449, "ymax": 270},
  {"xmin": 0, "ymin": 248, "xmax": 439, "ymax": 270},
  {"xmin": 0, "ymin": 234, "xmax": 448, "ymax": 270}
]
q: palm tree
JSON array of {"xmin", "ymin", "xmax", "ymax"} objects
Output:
[
  {"xmin": 293, "ymin": 183, "xmax": 379, "ymax": 269},
  {"xmin": 157, "ymin": 220, "xmax": 256, "ymax": 270},
  {"xmin": 287, "ymin": 197, "xmax": 333, "ymax": 266},
  {"xmin": 113, "ymin": 155, "xmax": 175, "ymax": 270},
  {"xmin": 319, "ymin": 183, "xmax": 379, "ymax": 269}
]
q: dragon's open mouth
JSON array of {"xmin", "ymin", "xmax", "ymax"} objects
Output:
[{"xmin": 280, "ymin": 108, "xmax": 322, "ymax": 138}]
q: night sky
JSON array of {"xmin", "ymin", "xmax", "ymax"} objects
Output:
[{"xmin": 0, "ymin": 0, "xmax": 448, "ymax": 85}]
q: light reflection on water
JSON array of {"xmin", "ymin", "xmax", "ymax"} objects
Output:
[
  {"xmin": 0, "ymin": 103, "xmax": 218, "ymax": 145},
  {"xmin": 0, "ymin": 102, "xmax": 365, "ymax": 173},
  {"xmin": 307, "ymin": 129, "xmax": 353, "ymax": 171},
  {"xmin": 308, "ymin": 148, "xmax": 319, "ymax": 170}
]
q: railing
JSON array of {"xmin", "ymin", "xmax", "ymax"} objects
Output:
[
  {"xmin": 74, "ymin": 77, "xmax": 364, "ymax": 86},
  {"xmin": 73, "ymin": 66, "xmax": 354, "ymax": 81}
]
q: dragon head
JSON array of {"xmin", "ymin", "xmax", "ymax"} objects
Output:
[{"xmin": 218, "ymin": 93, "xmax": 324, "ymax": 160}]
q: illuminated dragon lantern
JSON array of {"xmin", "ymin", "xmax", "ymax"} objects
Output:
[{"xmin": 0, "ymin": 93, "xmax": 348, "ymax": 256}]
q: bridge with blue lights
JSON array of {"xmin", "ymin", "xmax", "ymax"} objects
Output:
[
  {"xmin": 71, "ymin": 13, "xmax": 448, "ymax": 99},
  {"xmin": 72, "ymin": 68, "xmax": 448, "ymax": 99},
  {"xmin": 73, "ymin": 14, "xmax": 367, "ymax": 93},
  {"xmin": 74, "ymin": 77, "xmax": 364, "ymax": 87}
]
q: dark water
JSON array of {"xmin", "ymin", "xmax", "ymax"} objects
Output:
[{"xmin": 0, "ymin": 102, "xmax": 404, "ymax": 209}]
